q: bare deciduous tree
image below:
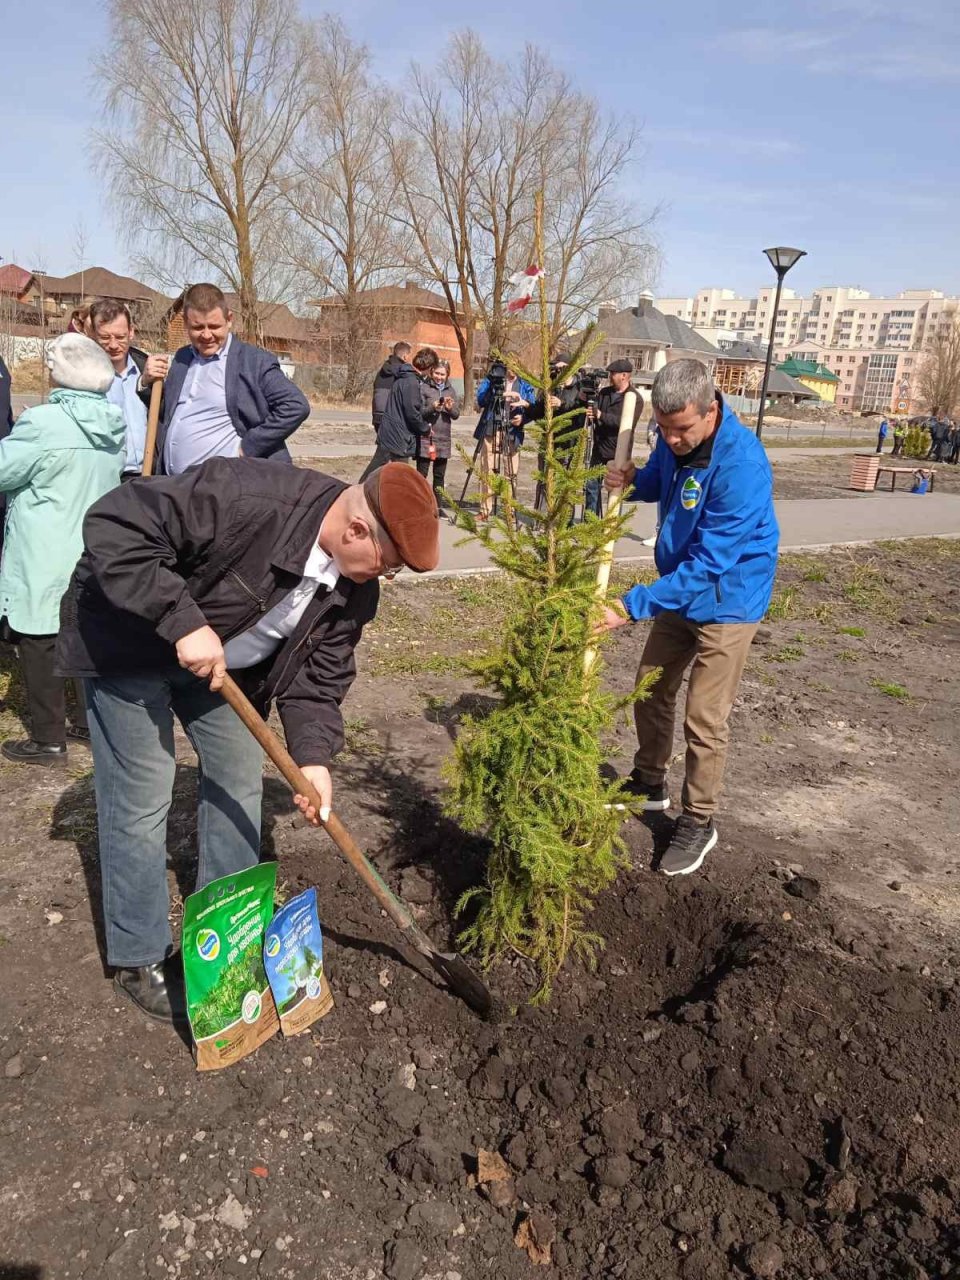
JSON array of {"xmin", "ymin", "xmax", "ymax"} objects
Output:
[
  {"xmin": 542, "ymin": 99, "xmax": 660, "ymax": 347},
  {"xmin": 916, "ymin": 318, "xmax": 960, "ymax": 417},
  {"xmin": 386, "ymin": 31, "xmax": 492, "ymax": 399},
  {"xmin": 73, "ymin": 219, "xmax": 90, "ymax": 299},
  {"xmin": 285, "ymin": 17, "xmax": 408, "ymax": 400},
  {"xmin": 390, "ymin": 31, "xmax": 658, "ymax": 398},
  {"xmin": 94, "ymin": 0, "xmax": 314, "ymax": 340}
]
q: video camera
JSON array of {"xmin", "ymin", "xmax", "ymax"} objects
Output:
[
  {"xmin": 570, "ymin": 366, "xmax": 607, "ymax": 398},
  {"xmin": 486, "ymin": 359, "xmax": 509, "ymax": 393}
]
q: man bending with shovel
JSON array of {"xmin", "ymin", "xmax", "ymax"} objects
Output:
[{"xmin": 57, "ymin": 460, "xmax": 439, "ymax": 1023}]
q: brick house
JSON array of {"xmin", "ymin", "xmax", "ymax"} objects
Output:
[{"xmin": 309, "ymin": 281, "xmax": 467, "ymax": 379}]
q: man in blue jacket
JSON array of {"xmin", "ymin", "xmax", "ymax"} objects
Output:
[
  {"xmin": 601, "ymin": 359, "xmax": 779, "ymax": 876},
  {"xmin": 139, "ymin": 282, "xmax": 309, "ymax": 473}
]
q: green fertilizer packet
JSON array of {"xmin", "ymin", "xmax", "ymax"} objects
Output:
[
  {"xmin": 182, "ymin": 863, "xmax": 280, "ymax": 1071},
  {"xmin": 263, "ymin": 888, "xmax": 334, "ymax": 1036}
]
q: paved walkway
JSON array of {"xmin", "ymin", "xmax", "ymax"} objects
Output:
[
  {"xmin": 422, "ymin": 492, "xmax": 960, "ymax": 578},
  {"xmin": 291, "ymin": 435, "xmax": 869, "ymax": 462}
]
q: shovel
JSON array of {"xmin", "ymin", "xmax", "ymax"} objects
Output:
[
  {"xmin": 219, "ymin": 674, "xmax": 493, "ymax": 1018},
  {"xmin": 141, "ymin": 378, "xmax": 163, "ymax": 477}
]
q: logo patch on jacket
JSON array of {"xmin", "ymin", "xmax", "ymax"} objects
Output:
[{"xmin": 681, "ymin": 476, "xmax": 702, "ymax": 510}]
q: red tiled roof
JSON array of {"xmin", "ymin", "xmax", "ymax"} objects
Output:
[
  {"xmin": 309, "ymin": 280, "xmax": 457, "ymax": 314},
  {"xmin": 0, "ymin": 263, "xmax": 32, "ymax": 295},
  {"xmin": 33, "ymin": 267, "xmax": 169, "ymax": 305}
]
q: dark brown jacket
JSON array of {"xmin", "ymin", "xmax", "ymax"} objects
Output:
[{"xmin": 56, "ymin": 458, "xmax": 379, "ymax": 766}]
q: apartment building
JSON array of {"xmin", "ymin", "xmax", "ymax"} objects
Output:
[
  {"xmin": 790, "ymin": 344, "xmax": 919, "ymax": 414},
  {"xmin": 658, "ymin": 286, "xmax": 957, "ymax": 354},
  {"xmin": 655, "ymin": 286, "xmax": 958, "ymax": 413}
]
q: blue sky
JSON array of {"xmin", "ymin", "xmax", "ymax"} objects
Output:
[{"xmin": 1, "ymin": 0, "xmax": 956, "ymax": 301}]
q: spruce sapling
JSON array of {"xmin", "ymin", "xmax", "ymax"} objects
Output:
[{"xmin": 445, "ymin": 191, "xmax": 657, "ymax": 1000}]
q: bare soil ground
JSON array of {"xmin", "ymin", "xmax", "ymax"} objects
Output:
[
  {"xmin": 1, "ymin": 540, "xmax": 960, "ymax": 1280},
  {"xmin": 769, "ymin": 454, "xmax": 960, "ymax": 503}
]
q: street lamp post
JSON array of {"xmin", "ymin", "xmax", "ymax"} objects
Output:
[{"xmin": 755, "ymin": 246, "xmax": 806, "ymax": 441}]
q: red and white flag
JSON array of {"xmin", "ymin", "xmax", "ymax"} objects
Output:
[{"xmin": 506, "ymin": 265, "xmax": 543, "ymax": 313}]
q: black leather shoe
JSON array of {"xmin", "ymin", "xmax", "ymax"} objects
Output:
[
  {"xmin": 66, "ymin": 725, "xmax": 91, "ymax": 743},
  {"xmin": 1, "ymin": 738, "xmax": 68, "ymax": 766},
  {"xmin": 114, "ymin": 960, "xmax": 187, "ymax": 1024}
]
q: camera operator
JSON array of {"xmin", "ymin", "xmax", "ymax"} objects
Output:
[
  {"xmin": 418, "ymin": 359, "xmax": 460, "ymax": 507},
  {"xmin": 529, "ymin": 352, "xmax": 591, "ymax": 511},
  {"xmin": 584, "ymin": 359, "xmax": 644, "ymax": 516},
  {"xmin": 474, "ymin": 361, "xmax": 533, "ymax": 520}
]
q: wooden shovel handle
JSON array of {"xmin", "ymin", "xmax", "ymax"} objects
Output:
[
  {"xmin": 218, "ymin": 674, "xmax": 417, "ymax": 933},
  {"xmin": 141, "ymin": 379, "xmax": 163, "ymax": 477},
  {"xmin": 584, "ymin": 390, "xmax": 638, "ymax": 676}
]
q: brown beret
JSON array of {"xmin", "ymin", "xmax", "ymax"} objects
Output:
[{"xmin": 363, "ymin": 463, "xmax": 440, "ymax": 573}]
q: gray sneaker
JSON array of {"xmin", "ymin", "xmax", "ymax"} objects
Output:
[{"xmin": 661, "ymin": 815, "xmax": 717, "ymax": 876}]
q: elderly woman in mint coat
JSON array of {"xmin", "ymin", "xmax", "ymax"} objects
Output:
[{"xmin": 0, "ymin": 334, "xmax": 125, "ymax": 765}]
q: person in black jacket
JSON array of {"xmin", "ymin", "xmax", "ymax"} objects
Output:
[
  {"xmin": 359, "ymin": 347, "xmax": 438, "ymax": 480},
  {"xmin": 584, "ymin": 360, "xmax": 644, "ymax": 516},
  {"xmin": 0, "ymin": 354, "xmax": 13, "ymax": 557},
  {"xmin": 56, "ymin": 458, "xmax": 440, "ymax": 1024},
  {"xmin": 372, "ymin": 341, "xmax": 411, "ymax": 432},
  {"xmin": 529, "ymin": 352, "xmax": 589, "ymax": 512},
  {"xmin": 0, "ymin": 355, "xmax": 12, "ymax": 437}
]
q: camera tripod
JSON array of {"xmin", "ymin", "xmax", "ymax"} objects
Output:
[
  {"xmin": 452, "ymin": 388, "xmax": 518, "ymax": 525},
  {"xmin": 532, "ymin": 393, "xmax": 601, "ymax": 520}
]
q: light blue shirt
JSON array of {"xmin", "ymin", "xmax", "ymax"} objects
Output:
[
  {"xmin": 106, "ymin": 355, "xmax": 148, "ymax": 473},
  {"xmin": 164, "ymin": 333, "xmax": 240, "ymax": 474}
]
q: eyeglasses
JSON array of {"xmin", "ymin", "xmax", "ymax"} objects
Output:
[{"xmin": 375, "ymin": 537, "xmax": 404, "ymax": 580}]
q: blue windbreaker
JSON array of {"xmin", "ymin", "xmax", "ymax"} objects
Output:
[
  {"xmin": 621, "ymin": 398, "xmax": 779, "ymax": 624},
  {"xmin": 474, "ymin": 376, "xmax": 535, "ymax": 446}
]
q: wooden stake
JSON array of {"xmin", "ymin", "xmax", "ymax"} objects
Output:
[
  {"xmin": 584, "ymin": 389, "xmax": 638, "ymax": 677},
  {"xmin": 141, "ymin": 379, "xmax": 163, "ymax": 477}
]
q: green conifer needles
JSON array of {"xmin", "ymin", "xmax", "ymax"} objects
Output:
[{"xmin": 444, "ymin": 192, "xmax": 657, "ymax": 1000}]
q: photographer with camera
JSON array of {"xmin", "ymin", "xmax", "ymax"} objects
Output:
[
  {"xmin": 529, "ymin": 352, "xmax": 593, "ymax": 512},
  {"xmin": 418, "ymin": 359, "xmax": 460, "ymax": 508},
  {"xmin": 584, "ymin": 360, "xmax": 644, "ymax": 517},
  {"xmin": 360, "ymin": 347, "xmax": 439, "ymax": 481},
  {"xmin": 473, "ymin": 361, "xmax": 533, "ymax": 519}
]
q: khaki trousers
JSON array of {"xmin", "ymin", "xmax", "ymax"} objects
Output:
[
  {"xmin": 633, "ymin": 610, "xmax": 758, "ymax": 821},
  {"xmin": 479, "ymin": 436, "xmax": 520, "ymax": 516}
]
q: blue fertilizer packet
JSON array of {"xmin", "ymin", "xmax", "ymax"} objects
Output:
[{"xmin": 263, "ymin": 888, "xmax": 334, "ymax": 1036}]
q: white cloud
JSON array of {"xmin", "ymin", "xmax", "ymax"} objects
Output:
[
  {"xmin": 645, "ymin": 127, "xmax": 803, "ymax": 159},
  {"xmin": 717, "ymin": 21, "xmax": 960, "ymax": 83}
]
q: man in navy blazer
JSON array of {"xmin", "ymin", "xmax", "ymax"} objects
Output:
[{"xmin": 140, "ymin": 282, "xmax": 309, "ymax": 474}]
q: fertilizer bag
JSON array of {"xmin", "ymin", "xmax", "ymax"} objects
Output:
[
  {"xmin": 182, "ymin": 862, "xmax": 280, "ymax": 1071},
  {"xmin": 263, "ymin": 887, "xmax": 334, "ymax": 1036}
]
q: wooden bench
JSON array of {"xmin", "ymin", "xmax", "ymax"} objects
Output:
[{"xmin": 875, "ymin": 466, "xmax": 936, "ymax": 493}]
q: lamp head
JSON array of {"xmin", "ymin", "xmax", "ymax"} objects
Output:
[{"xmin": 764, "ymin": 246, "xmax": 806, "ymax": 275}]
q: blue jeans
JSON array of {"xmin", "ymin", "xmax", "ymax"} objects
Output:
[
  {"xmin": 584, "ymin": 476, "xmax": 604, "ymax": 518},
  {"xmin": 85, "ymin": 669, "xmax": 264, "ymax": 967}
]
